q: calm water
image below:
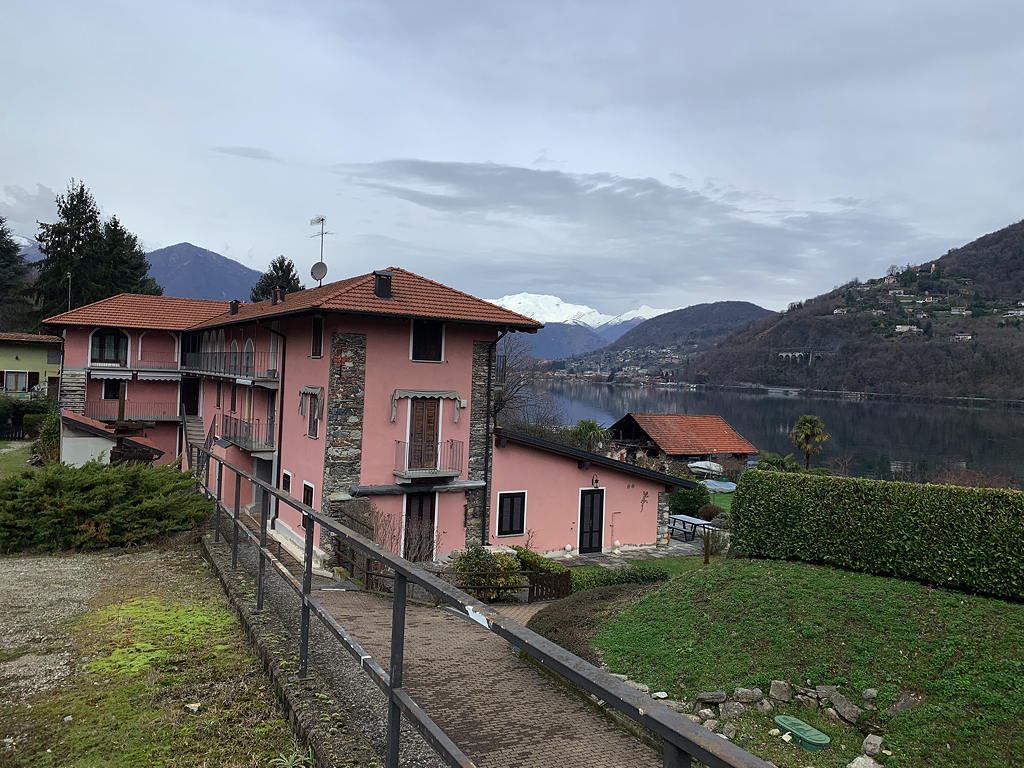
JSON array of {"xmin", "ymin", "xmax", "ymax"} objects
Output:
[{"xmin": 532, "ymin": 379, "xmax": 1024, "ymax": 486}]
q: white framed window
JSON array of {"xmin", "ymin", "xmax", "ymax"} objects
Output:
[
  {"xmin": 299, "ymin": 388, "xmax": 322, "ymax": 439},
  {"xmin": 301, "ymin": 481, "xmax": 315, "ymax": 528},
  {"xmin": 281, "ymin": 470, "xmax": 293, "ymax": 496},
  {"xmin": 90, "ymin": 329, "xmax": 129, "ymax": 365},
  {"xmin": 410, "ymin": 320, "xmax": 444, "ymax": 362},
  {"xmin": 310, "ymin": 316, "xmax": 323, "ymax": 358},
  {"xmin": 3, "ymin": 371, "xmax": 29, "ymax": 392},
  {"xmin": 101, "ymin": 379, "xmax": 123, "ymax": 400},
  {"xmin": 496, "ymin": 491, "xmax": 527, "ymax": 537}
]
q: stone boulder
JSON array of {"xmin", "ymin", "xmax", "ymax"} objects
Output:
[
  {"xmin": 862, "ymin": 734, "xmax": 884, "ymax": 756},
  {"xmin": 733, "ymin": 687, "xmax": 763, "ymax": 703},
  {"xmin": 769, "ymin": 680, "xmax": 792, "ymax": 701},
  {"xmin": 719, "ymin": 701, "xmax": 747, "ymax": 720},
  {"xmin": 696, "ymin": 691, "xmax": 727, "ymax": 704},
  {"xmin": 826, "ymin": 690, "xmax": 865, "ymax": 724}
]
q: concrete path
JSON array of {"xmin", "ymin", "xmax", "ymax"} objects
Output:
[{"xmin": 315, "ymin": 589, "xmax": 660, "ymax": 768}]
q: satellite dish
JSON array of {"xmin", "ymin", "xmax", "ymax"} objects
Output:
[{"xmin": 311, "ymin": 262, "xmax": 328, "ymax": 282}]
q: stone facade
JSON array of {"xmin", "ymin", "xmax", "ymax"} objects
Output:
[
  {"xmin": 321, "ymin": 333, "xmax": 367, "ymax": 555},
  {"xmin": 463, "ymin": 341, "xmax": 494, "ymax": 547},
  {"xmin": 656, "ymin": 490, "xmax": 671, "ymax": 546},
  {"xmin": 58, "ymin": 370, "xmax": 86, "ymax": 414}
]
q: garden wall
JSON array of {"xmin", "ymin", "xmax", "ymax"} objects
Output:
[{"xmin": 732, "ymin": 470, "xmax": 1023, "ymax": 599}]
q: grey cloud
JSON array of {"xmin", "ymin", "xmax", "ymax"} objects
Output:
[
  {"xmin": 0, "ymin": 184, "xmax": 58, "ymax": 238},
  {"xmin": 210, "ymin": 146, "xmax": 283, "ymax": 162}
]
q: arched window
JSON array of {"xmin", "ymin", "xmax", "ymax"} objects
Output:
[
  {"xmin": 229, "ymin": 340, "xmax": 240, "ymax": 373},
  {"xmin": 90, "ymin": 329, "xmax": 129, "ymax": 365},
  {"xmin": 242, "ymin": 339, "xmax": 255, "ymax": 374},
  {"xmin": 217, "ymin": 331, "xmax": 226, "ymax": 354}
]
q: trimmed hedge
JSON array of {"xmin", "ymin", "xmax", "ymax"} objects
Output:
[
  {"xmin": 0, "ymin": 460, "xmax": 213, "ymax": 553},
  {"xmin": 512, "ymin": 546, "xmax": 570, "ymax": 575},
  {"xmin": 732, "ymin": 469, "xmax": 1024, "ymax": 599},
  {"xmin": 569, "ymin": 563, "xmax": 669, "ymax": 593}
]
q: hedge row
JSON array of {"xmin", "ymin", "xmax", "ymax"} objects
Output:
[
  {"xmin": 569, "ymin": 563, "xmax": 670, "ymax": 593},
  {"xmin": 0, "ymin": 461, "xmax": 213, "ymax": 553},
  {"xmin": 731, "ymin": 469, "xmax": 1024, "ymax": 599},
  {"xmin": 511, "ymin": 546, "xmax": 570, "ymax": 575}
]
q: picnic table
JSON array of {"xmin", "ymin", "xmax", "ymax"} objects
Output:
[{"xmin": 668, "ymin": 514, "xmax": 719, "ymax": 542}]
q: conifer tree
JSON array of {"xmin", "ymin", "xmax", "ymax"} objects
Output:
[
  {"xmin": 100, "ymin": 216, "xmax": 162, "ymax": 296},
  {"xmin": 251, "ymin": 255, "xmax": 305, "ymax": 301},
  {"xmin": 0, "ymin": 217, "xmax": 31, "ymax": 331}
]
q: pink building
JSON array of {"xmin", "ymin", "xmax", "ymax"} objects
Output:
[{"xmin": 45, "ymin": 268, "xmax": 685, "ymax": 565}]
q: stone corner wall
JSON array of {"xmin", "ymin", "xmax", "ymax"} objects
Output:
[
  {"xmin": 320, "ymin": 332, "xmax": 367, "ymax": 560},
  {"xmin": 58, "ymin": 370, "xmax": 86, "ymax": 414},
  {"xmin": 464, "ymin": 341, "xmax": 494, "ymax": 548},
  {"xmin": 656, "ymin": 490, "xmax": 671, "ymax": 547}
]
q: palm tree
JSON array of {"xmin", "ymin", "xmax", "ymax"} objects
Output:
[
  {"xmin": 788, "ymin": 414, "xmax": 831, "ymax": 469},
  {"xmin": 570, "ymin": 419, "xmax": 611, "ymax": 453}
]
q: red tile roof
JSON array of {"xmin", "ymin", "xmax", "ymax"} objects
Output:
[
  {"xmin": 60, "ymin": 410, "xmax": 164, "ymax": 455},
  {"xmin": 615, "ymin": 414, "xmax": 758, "ymax": 456},
  {"xmin": 193, "ymin": 267, "xmax": 542, "ymax": 330},
  {"xmin": 0, "ymin": 332, "xmax": 62, "ymax": 344},
  {"xmin": 41, "ymin": 268, "xmax": 542, "ymax": 332},
  {"xmin": 44, "ymin": 295, "xmax": 231, "ymax": 330}
]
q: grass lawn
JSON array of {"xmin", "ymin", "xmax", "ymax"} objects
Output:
[
  {"xmin": 0, "ymin": 440, "xmax": 34, "ymax": 478},
  {"xmin": 709, "ymin": 491, "xmax": 733, "ymax": 512},
  {"xmin": 591, "ymin": 559, "xmax": 1024, "ymax": 768},
  {"xmin": 0, "ymin": 546, "xmax": 302, "ymax": 767}
]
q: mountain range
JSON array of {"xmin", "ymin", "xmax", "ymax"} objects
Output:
[
  {"xmin": 144, "ymin": 242, "xmax": 262, "ymax": 301},
  {"xmin": 688, "ymin": 219, "xmax": 1024, "ymax": 398}
]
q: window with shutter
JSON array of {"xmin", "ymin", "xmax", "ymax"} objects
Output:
[
  {"xmin": 496, "ymin": 492, "xmax": 526, "ymax": 536},
  {"xmin": 410, "ymin": 320, "xmax": 444, "ymax": 362}
]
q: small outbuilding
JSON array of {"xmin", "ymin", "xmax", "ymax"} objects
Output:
[{"xmin": 609, "ymin": 413, "xmax": 758, "ymax": 463}]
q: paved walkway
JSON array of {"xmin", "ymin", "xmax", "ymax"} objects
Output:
[
  {"xmin": 565, "ymin": 535, "xmax": 702, "ymax": 569},
  {"xmin": 315, "ymin": 589, "xmax": 660, "ymax": 768}
]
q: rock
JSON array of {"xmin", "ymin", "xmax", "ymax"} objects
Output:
[
  {"xmin": 827, "ymin": 691, "xmax": 865, "ymax": 724},
  {"xmin": 62, "ymin": 715, "xmax": 73, "ymax": 722},
  {"xmin": 881, "ymin": 749, "xmax": 893, "ymax": 756},
  {"xmin": 862, "ymin": 734, "xmax": 884, "ymax": 756},
  {"xmin": 756, "ymin": 698, "xmax": 775, "ymax": 714},
  {"xmin": 862, "ymin": 688, "xmax": 878, "ymax": 702},
  {"xmin": 733, "ymin": 687, "xmax": 763, "ymax": 703},
  {"xmin": 703, "ymin": 719, "xmax": 719, "ymax": 731},
  {"xmin": 823, "ymin": 707, "xmax": 842, "ymax": 724},
  {"xmin": 662, "ymin": 700, "xmax": 688, "ymax": 712},
  {"xmin": 184, "ymin": 703, "xmax": 202, "ymax": 714},
  {"xmin": 722, "ymin": 723, "xmax": 738, "ymax": 739},
  {"xmin": 651, "ymin": 691, "xmax": 668, "ymax": 699},
  {"xmin": 683, "ymin": 714, "xmax": 702, "ymax": 723},
  {"xmin": 795, "ymin": 686, "xmax": 818, "ymax": 699},
  {"xmin": 719, "ymin": 701, "xmax": 747, "ymax": 720},
  {"xmin": 696, "ymin": 691, "xmax": 727, "ymax": 704},
  {"xmin": 888, "ymin": 691, "xmax": 925, "ymax": 713},
  {"xmin": 625, "ymin": 680, "xmax": 650, "ymax": 693},
  {"xmin": 697, "ymin": 708, "xmax": 717, "ymax": 720},
  {"xmin": 815, "ymin": 684, "xmax": 838, "ymax": 698},
  {"xmin": 794, "ymin": 694, "xmax": 818, "ymax": 709},
  {"xmin": 769, "ymin": 680, "xmax": 793, "ymax": 702},
  {"xmin": 768, "ymin": 728, "xmax": 781, "ymax": 737},
  {"xmin": 846, "ymin": 757, "xmax": 883, "ymax": 768}
]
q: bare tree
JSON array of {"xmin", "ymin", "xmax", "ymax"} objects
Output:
[{"xmin": 494, "ymin": 334, "xmax": 564, "ymax": 430}]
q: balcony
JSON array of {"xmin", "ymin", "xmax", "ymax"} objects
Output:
[
  {"xmin": 84, "ymin": 400, "xmax": 180, "ymax": 421},
  {"xmin": 222, "ymin": 414, "xmax": 276, "ymax": 452},
  {"xmin": 394, "ymin": 439, "xmax": 463, "ymax": 481},
  {"xmin": 181, "ymin": 351, "xmax": 279, "ymax": 380}
]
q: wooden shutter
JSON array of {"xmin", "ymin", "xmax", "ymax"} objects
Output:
[{"xmin": 409, "ymin": 398, "xmax": 439, "ymax": 469}]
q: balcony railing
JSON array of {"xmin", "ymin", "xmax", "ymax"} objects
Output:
[
  {"xmin": 181, "ymin": 351, "xmax": 279, "ymax": 380},
  {"xmin": 394, "ymin": 439, "xmax": 463, "ymax": 479},
  {"xmin": 84, "ymin": 400, "xmax": 180, "ymax": 421},
  {"xmin": 221, "ymin": 413, "xmax": 275, "ymax": 452},
  {"xmin": 88, "ymin": 358, "xmax": 180, "ymax": 370}
]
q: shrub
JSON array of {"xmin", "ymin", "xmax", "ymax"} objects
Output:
[
  {"xmin": 0, "ymin": 460, "xmax": 213, "ymax": 553},
  {"xmin": 511, "ymin": 546, "xmax": 570, "ymax": 575},
  {"xmin": 31, "ymin": 413, "xmax": 60, "ymax": 463},
  {"xmin": 696, "ymin": 503, "xmax": 724, "ymax": 522},
  {"xmin": 22, "ymin": 413, "xmax": 48, "ymax": 439},
  {"xmin": 732, "ymin": 469, "xmax": 1024, "ymax": 599},
  {"xmin": 0, "ymin": 395, "xmax": 51, "ymax": 428},
  {"xmin": 449, "ymin": 545, "xmax": 524, "ymax": 602},
  {"xmin": 668, "ymin": 484, "xmax": 710, "ymax": 517},
  {"xmin": 569, "ymin": 563, "xmax": 669, "ymax": 593}
]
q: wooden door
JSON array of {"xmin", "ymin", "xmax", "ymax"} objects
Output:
[
  {"xmin": 409, "ymin": 398, "xmax": 439, "ymax": 470},
  {"xmin": 404, "ymin": 493, "xmax": 436, "ymax": 561},
  {"xmin": 578, "ymin": 489, "xmax": 604, "ymax": 553}
]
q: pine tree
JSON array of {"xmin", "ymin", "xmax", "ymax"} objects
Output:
[
  {"xmin": 251, "ymin": 255, "xmax": 305, "ymax": 302},
  {"xmin": 34, "ymin": 180, "xmax": 162, "ymax": 319},
  {"xmin": 0, "ymin": 217, "xmax": 31, "ymax": 331}
]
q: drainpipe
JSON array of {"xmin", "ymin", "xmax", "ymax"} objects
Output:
[
  {"xmin": 264, "ymin": 323, "xmax": 287, "ymax": 528},
  {"xmin": 481, "ymin": 328, "xmax": 508, "ymax": 545}
]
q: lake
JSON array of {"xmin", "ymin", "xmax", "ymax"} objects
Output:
[{"xmin": 531, "ymin": 379, "xmax": 1024, "ymax": 486}]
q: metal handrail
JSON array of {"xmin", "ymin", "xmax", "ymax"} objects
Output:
[
  {"xmin": 394, "ymin": 439, "xmax": 463, "ymax": 474},
  {"xmin": 181, "ymin": 350, "xmax": 280, "ymax": 379},
  {"xmin": 192, "ymin": 443, "xmax": 772, "ymax": 768},
  {"xmin": 84, "ymin": 400, "xmax": 180, "ymax": 421}
]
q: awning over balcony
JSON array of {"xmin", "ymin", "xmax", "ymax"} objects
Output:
[
  {"xmin": 137, "ymin": 372, "xmax": 181, "ymax": 381},
  {"xmin": 390, "ymin": 389, "xmax": 463, "ymax": 423},
  {"xmin": 89, "ymin": 370, "xmax": 132, "ymax": 380}
]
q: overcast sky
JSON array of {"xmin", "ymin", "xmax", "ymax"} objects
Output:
[{"xmin": 2, "ymin": 1, "xmax": 1022, "ymax": 312}]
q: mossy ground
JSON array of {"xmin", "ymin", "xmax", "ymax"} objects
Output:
[
  {"xmin": 0, "ymin": 440, "xmax": 34, "ymax": 478},
  {"xmin": 0, "ymin": 547, "xmax": 297, "ymax": 767}
]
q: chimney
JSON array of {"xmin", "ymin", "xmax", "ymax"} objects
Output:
[
  {"xmin": 374, "ymin": 270, "xmax": 394, "ymax": 299},
  {"xmin": 271, "ymin": 287, "xmax": 280, "ymax": 305},
  {"xmin": 229, "ymin": 300, "xmax": 239, "ymax": 315},
  {"xmin": 279, "ymin": 287, "xmax": 287, "ymax": 302}
]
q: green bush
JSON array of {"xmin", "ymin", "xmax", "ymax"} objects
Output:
[
  {"xmin": 0, "ymin": 394, "xmax": 52, "ymax": 428},
  {"xmin": 22, "ymin": 413, "xmax": 49, "ymax": 439},
  {"xmin": 31, "ymin": 413, "xmax": 59, "ymax": 463},
  {"xmin": 449, "ymin": 545, "xmax": 524, "ymax": 601},
  {"xmin": 569, "ymin": 563, "xmax": 670, "ymax": 593},
  {"xmin": 668, "ymin": 484, "xmax": 710, "ymax": 517},
  {"xmin": 696, "ymin": 503, "xmax": 724, "ymax": 522},
  {"xmin": 732, "ymin": 469, "xmax": 1024, "ymax": 599},
  {"xmin": 511, "ymin": 546, "xmax": 570, "ymax": 575},
  {"xmin": 0, "ymin": 461, "xmax": 213, "ymax": 553}
]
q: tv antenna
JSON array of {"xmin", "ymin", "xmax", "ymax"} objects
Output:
[{"xmin": 309, "ymin": 216, "xmax": 333, "ymax": 285}]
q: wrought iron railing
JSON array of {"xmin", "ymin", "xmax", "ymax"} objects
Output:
[
  {"xmin": 181, "ymin": 351, "xmax": 279, "ymax": 379},
  {"xmin": 221, "ymin": 413, "xmax": 275, "ymax": 451},
  {"xmin": 84, "ymin": 400, "xmax": 180, "ymax": 421},
  {"xmin": 192, "ymin": 444, "xmax": 772, "ymax": 768},
  {"xmin": 393, "ymin": 439, "xmax": 463, "ymax": 476}
]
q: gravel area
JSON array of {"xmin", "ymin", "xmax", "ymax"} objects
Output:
[{"xmin": 0, "ymin": 546, "xmax": 205, "ymax": 705}]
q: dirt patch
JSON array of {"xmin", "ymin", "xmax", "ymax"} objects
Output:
[{"xmin": 526, "ymin": 583, "xmax": 652, "ymax": 664}]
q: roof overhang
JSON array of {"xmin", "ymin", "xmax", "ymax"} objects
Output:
[{"xmin": 193, "ymin": 305, "xmax": 542, "ymax": 332}]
